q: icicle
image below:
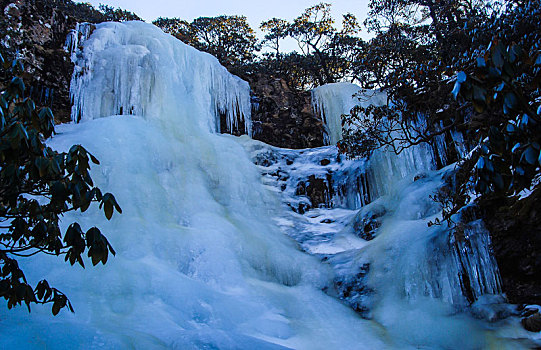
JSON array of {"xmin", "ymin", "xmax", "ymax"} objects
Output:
[
  {"xmin": 64, "ymin": 22, "xmax": 93, "ymax": 61},
  {"xmin": 69, "ymin": 21, "xmax": 251, "ymax": 135}
]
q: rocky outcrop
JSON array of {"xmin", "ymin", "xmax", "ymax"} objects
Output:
[
  {"xmin": 0, "ymin": 0, "xmax": 105, "ymax": 123},
  {"xmin": 247, "ymin": 73, "xmax": 325, "ymax": 149}
]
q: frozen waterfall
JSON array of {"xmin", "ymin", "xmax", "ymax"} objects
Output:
[
  {"xmin": 0, "ymin": 21, "xmax": 387, "ymax": 349},
  {"xmin": 69, "ymin": 21, "xmax": 251, "ymax": 136},
  {"xmin": 0, "ymin": 21, "xmax": 536, "ymax": 349}
]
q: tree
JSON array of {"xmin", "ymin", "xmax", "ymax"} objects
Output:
[
  {"xmin": 258, "ymin": 3, "xmax": 363, "ymax": 89},
  {"xmin": 342, "ymin": 0, "xmax": 494, "ymax": 161},
  {"xmin": 450, "ymin": 0, "xmax": 541, "ymax": 208},
  {"xmin": 340, "ymin": 0, "xmax": 541, "ymax": 226},
  {"xmin": 153, "ymin": 16, "xmax": 260, "ymax": 70},
  {"xmin": 98, "ymin": 4, "xmax": 142, "ymax": 22},
  {"xmin": 260, "ymin": 18, "xmax": 289, "ymax": 56},
  {"xmin": 0, "ymin": 53, "xmax": 121, "ymax": 315}
]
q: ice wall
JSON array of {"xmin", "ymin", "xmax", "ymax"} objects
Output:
[{"xmin": 69, "ymin": 21, "xmax": 251, "ymax": 136}]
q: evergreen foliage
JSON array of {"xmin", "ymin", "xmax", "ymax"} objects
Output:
[
  {"xmin": 153, "ymin": 15, "xmax": 260, "ymax": 69},
  {"xmin": 0, "ymin": 53, "xmax": 121, "ymax": 315},
  {"xmin": 340, "ymin": 0, "xmax": 541, "ymax": 225}
]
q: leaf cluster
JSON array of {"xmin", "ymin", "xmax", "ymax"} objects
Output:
[{"xmin": 0, "ymin": 53, "xmax": 121, "ymax": 315}]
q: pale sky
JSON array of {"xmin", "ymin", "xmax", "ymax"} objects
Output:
[{"xmin": 86, "ymin": 0, "xmax": 372, "ymax": 38}]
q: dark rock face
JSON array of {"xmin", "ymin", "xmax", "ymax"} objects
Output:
[
  {"xmin": 247, "ymin": 73, "xmax": 325, "ymax": 149},
  {"xmin": 0, "ymin": 0, "xmax": 105, "ymax": 123},
  {"xmin": 521, "ymin": 308, "xmax": 541, "ymax": 332},
  {"xmin": 296, "ymin": 174, "xmax": 334, "ymax": 209},
  {"xmin": 481, "ymin": 188, "xmax": 541, "ymax": 305}
]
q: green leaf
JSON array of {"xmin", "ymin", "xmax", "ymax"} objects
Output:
[
  {"xmin": 523, "ymin": 146, "xmax": 538, "ymax": 165},
  {"xmin": 508, "ymin": 45, "xmax": 521, "ymax": 64},
  {"xmin": 10, "ymin": 77, "xmax": 25, "ymax": 97},
  {"xmin": 38, "ymin": 107, "xmax": 54, "ymax": 121},
  {"xmin": 67, "ymin": 300, "xmax": 74, "ymax": 313},
  {"xmin": 104, "ymin": 202, "xmax": 113, "ymax": 220},
  {"xmin": 52, "ymin": 301, "xmax": 61, "ymax": 316},
  {"xmin": 503, "ymin": 93, "xmax": 518, "ymax": 115},
  {"xmin": 491, "ymin": 42, "xmax": 505, "ymax": 69},
  {"xmin": 80, "ymin": 197, "xmax": 91, "ymax": 212},
  {"xmin": 506, "ymin": 123, "xmax": 516, "ymax": 133},
  {"xmin": 476, "ymin": 156, "xmax": 485, "ymax": 170},
  {"xmin": 88, "ymin": 152, "xmax": 100, "ymax": 165},
  {"xmin": 0, "ymin": 93, "xmax": 8, "ymax": 109},
  {"xmin": 35, "ymin": 280, "xmax": 50, "ymax": 300}
]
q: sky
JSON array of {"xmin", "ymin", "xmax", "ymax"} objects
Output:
[{"xmin": 86, "ymin": 0, "xmax": 373, "ymax": 41}]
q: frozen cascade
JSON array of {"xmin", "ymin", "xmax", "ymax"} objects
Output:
[
  {"xmin": 241, "ymin": 139, "xmax": 532, "ymax": 348},
  {"xmin": 69, "ymin": 21, "xmax": 251, "ymax": 136},
  {"xmin": 243, "ymin": 140, "xmax": 502, "ymax": 305},
  {"xmin": 240, "ymin": 82, "xmax": 537, "ymax": 348},
  {"xmin": 1, "ymin": 21, "xmax": 535, "ymax": 349},
  {"xmin": 0, "ymin": 21, "xmax": 389, "ymax": 349}
]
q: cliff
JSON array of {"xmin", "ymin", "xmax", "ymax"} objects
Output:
[{"xmin": 0, "ymin": 0, "xmax": 105, "ymax": 123}]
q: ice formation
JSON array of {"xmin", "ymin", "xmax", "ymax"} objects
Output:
[
  {"xmin": 241, "ymin": 138, "xmax": 523, "ymax": 348},
  {"xmin": 311, "ymin": 82, "xmax": 386, "ymax": 145},
  {"xmin": 69, "ymin": 21, "xmax": 251, "ymax": 136},
  {"xmin": 0, "ymin": 21, "xmax": 386, "ymax": 349},
  {"xmin": 0, "ymin": 21, "xmax": 536, "ymax": 349}
]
